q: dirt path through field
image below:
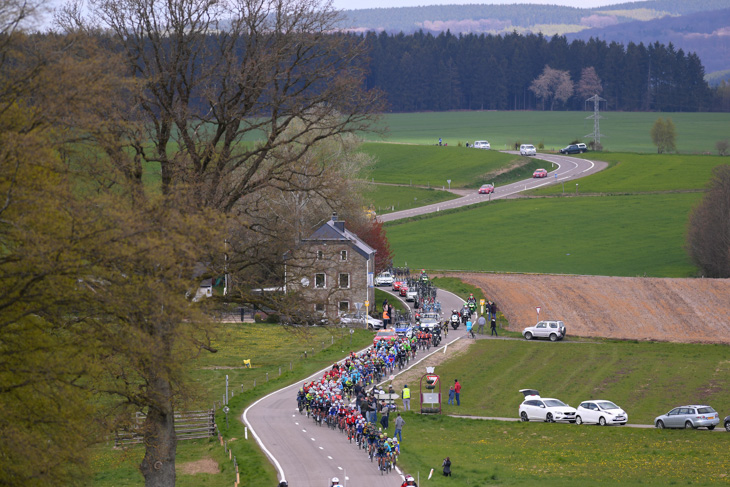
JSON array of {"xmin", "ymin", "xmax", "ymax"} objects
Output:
[{"xmin": 454, "ymin": 273, "xmax": 730, "ymax": 344}]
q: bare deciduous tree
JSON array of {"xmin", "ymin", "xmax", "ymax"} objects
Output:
[
  {"xmin": 577, "ymin": 66, "xmax": 603, "ymax": 99},
  {"xmin": 686, "ymin": 164, "xmax": 730, "ymax": 278},
  {"xmin": 529, "ymin": 65, "xmax": 573, "ymax": 110}
]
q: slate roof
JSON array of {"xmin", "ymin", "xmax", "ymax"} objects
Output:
[{"xmin": 302, "ymin": 217, "xmax": 375, "ymax": 260}]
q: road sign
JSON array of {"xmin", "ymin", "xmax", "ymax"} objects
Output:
[
  {"xmin": 426, "ymin": 375, "xmax": 439, "ymax": 386},
  {"xmin": 364, "ymin": 300, "xmax": 369, "ymax": 307},
  {"xmin": 536, "ymin": 307, "xmax": 541, "ymax": 314},
  {"xmin": 479, "ymin": 299, "xmax": 485, "ymax": 305}
]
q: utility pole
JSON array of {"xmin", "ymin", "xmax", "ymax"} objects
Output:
[{"xmin": 585, "ymin": 94, "xmax": 606, "ymax": 149}]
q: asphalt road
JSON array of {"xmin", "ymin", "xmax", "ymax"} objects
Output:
[
  {"xmin": 379, "ymin": 152, "xmax": 607, "ymax": 222},
  {"xmin": 243, "ymin": 287, "xmax": 468, "ymax": 487}
]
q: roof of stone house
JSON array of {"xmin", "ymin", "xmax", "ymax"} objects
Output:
[{"xmin": 302, "ymin": 214, "xmax": 375, "ymax": 260}]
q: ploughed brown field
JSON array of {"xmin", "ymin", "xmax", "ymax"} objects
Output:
[{"xmin": 459, "ymin": 273, "xmax": 730, "ymax": 344}]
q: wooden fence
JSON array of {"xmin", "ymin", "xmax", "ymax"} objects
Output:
[{"xmin": 114, "ymin": 409, "xmax": 216, "ymax": 447}]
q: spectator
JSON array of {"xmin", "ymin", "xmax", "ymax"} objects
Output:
[
  {"xmin": 402, "ymin": 384, "xmax": 411, "ymax": 411},
  {"xmin": 491, "ymin": 316, "xmax": 498, "ymax": 336},
  {"xmin": 448, "ymin": 385, "xmax": 455, "ymax": 405},
  {"xmin": 477, "ymin": 314, "xmax": 486, "ymax": 334},
  {"xmin": 394, "ymin": 413, "xmax": 405, "ymax": 442},
  {"xmin": 454, "ymin": 379, "xmax": 461, "ymax": 406},
  {"xmin": 443, "ymin": 457, "xmax": 452, "ymax": 477},
  {"xmin": 380, "ymin": 401, "xmax": 389, "ymax": 429}
]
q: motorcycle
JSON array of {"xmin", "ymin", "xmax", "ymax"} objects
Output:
[
  {"xmin": 467, "ymin": 301, "xmax": 477, "ymax": 314},
  {"xmin": 450, "ymin": 313, "xmax": 460, "ymax": 330}
]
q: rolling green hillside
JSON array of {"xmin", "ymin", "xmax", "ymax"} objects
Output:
[{"xmin": 364, "ymin": 111, "xmax": 730, "ymax": 154}]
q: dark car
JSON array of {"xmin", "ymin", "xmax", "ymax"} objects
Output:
[
  {"xmin": 559, "ymin": 144, "xmax": 581, "ymax": 155},
  {"xmin": 725, "ymin": 415, "xmax": 730, "ymax": 432}
]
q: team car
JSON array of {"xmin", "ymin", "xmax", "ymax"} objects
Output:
[
  {"xmin": 533, "ymin": 168, "xmax": 548, "ymax": 178},
  {"xmin": 478, "ymin": 184, "xmax": 495, "ymax": 194}
]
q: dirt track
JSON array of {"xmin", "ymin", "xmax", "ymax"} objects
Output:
[{"xmin": 457, "ymin": 273, "xmax": 730, "ymax": 344}]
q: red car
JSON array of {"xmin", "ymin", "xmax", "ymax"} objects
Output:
[
  {"xmin": 399, "ymin": 285, "xmax": 408, "ymax": 297},
  {"xmin": 392, "ymin": 280, "xmax": 403, "ymax": 291},
  {"xmin": 373, "ymin": 329, "xmax": 398, "ymax": 346},
  {"xmin": 533, "ymin": 168, "xmax": 548, "ymax": 178},
  {"xmin": 478, "ymin": 184, "xmax": 495, "ymax": 194}
]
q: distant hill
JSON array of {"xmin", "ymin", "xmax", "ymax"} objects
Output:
[
  {"xmin": 340, "ymin": 0, "xmax": 730, "ymax": 73},
  {"xmin": 566, "ymin": 8, "xmax": 730, "ymax": 73}
]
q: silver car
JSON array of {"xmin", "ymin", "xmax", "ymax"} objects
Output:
[
  {"xmin": 522, "ymin": 320, "xmax": 566, "ymax": 341},
  {"xmin": 654, "ymin": 405, "xmax": 720, "ymax": 430}
]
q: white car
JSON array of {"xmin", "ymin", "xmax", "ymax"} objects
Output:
[
  {"xmin": 374, "ymin": 272, "xmax": 394, "ymax": 286},
  {"xmin": 405, "ymin": 289, "xmax": 418, "ymax": 301},
  {"xmin": 576, "ymin": 400, "xmax": 628, "ymax": 426},
  {"xmin": 522, "ymin": 320, "xmax": 566, "ymax": 341},
  {"xmin": 520, "ymin": 144, "xmax": 536, "ymax": 156},
  {"xmin": 339, "ymin": 313, "xmax": 383, "ymax": 330},
  {"xmin": 518, "ymin": 389, "xmax": 577, "ymax": 423},
  {"xmin": 473, "ymin": 140, "xmax": 490, "ymax": 150},
  {"xmin": 419, "ymin": 317, "xmax": 440, "ymax": 331}
]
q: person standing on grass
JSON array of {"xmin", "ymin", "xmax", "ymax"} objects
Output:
[
  {"xmin": 394, "ymin": 413, "xmax": 405, "ymax": 442},
  {"xmin": 454, "ymin": 379, "xmax": 461, "ymax": 406},
  {"xmin": 477, "ymin": 314, "xmax": 486, "ymax": 334},
  {"xmin": 491, "ymin": 316, "xmax": 498, "ymax": 336},
  {"xmin": 448, "ymin": 385, "xmax": 455, "ymax": 405},
  {"xmin": 402, "ymin": 384, "xmax": 411, "ymax": 411},
  {"xmin": 442, "ymin": 457, "xmax": 452, "ymax": 477}
]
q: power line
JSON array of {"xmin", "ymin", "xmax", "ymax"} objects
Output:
[{"xmin": 585, "ymin": 94, "xmax": 606, "ymax": 147}]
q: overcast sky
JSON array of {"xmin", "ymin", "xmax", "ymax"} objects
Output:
[{"xmin": 332, "ymin": 0, "xmax": 625, "ymax": 10}]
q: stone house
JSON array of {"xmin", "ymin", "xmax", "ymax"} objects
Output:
[{"xmin": 285, "ymin": 213, "xmax": 375, "ymax": 319}]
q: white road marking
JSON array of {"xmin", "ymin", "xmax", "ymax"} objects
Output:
[
  {"xmin": 328, "ymin": 455, "xmax": 333, "ymax": 459},
  {"xmin": 302, "ymin": 429, "xmax": 306, "ymax": 432},
  {"xmin": 311, "ymin": 437, "xmax": 315, "ymax": 441},
  {"xmin": 319, "ymin": 446, "xmax": 324, "ymax": 450},
  {"xmin": 337, "ymin": 466, "xmax": 343, "ymax": 471}
]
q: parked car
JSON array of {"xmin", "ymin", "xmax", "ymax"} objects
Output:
[
  {"xmin": 576, "ymin": 400, "xmax": 628, "ymax": 426},
  {"xmin": 654, "ymin": 405, "xmax": 720, "ymax": 430},
  {"xmin": 522, "ymin": 320, "xmax": 566, "ymax": 341},
  {"xmin": 373, "ymin": 329, "xmax": 398, "ymax": 346},
  {"xmin": 533, "ymin": 168, "xmax": 548, "ymax": 178},
  {"xmin": 518, "ymin": 389, "xmax": 577, "ymax": 423},
  {"xmin": 339, "ymin": 312, "xmax": 383, "ymax": 330},
  {"xmin": 724, "ymin": 415, "xmax": 730, "ymax": 432},
  {"xmin": 520, "ymin": 144, "xmax": 537, "ymax": 156},
  {"xmin": 576, "ymin": 143, "xmax": 588, "ymax": 152},
  {"xmin": 374, "ymin": 271, "xmax": 394, "ymax": 286},
  {"xmin": 473, "ymin": 140, "xmax": 491, "ymax": 150},
  {"xmin": 559, "ymin": 144, "xmax": 582, "ymax": 155},
  {"xmin": 478, "ymin": 183, "xmax": 495, "ymax": 194}
]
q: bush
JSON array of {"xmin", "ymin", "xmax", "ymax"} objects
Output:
[
  {"xmin": 254, "ymin": 313, "xmax": 262, "ymax": 323},
  {"xmin": 538, "ymin": 141, "xmax": 545, "ymax": 150},
  {"xmin": 588, "ymin": 140, "xmax": 603, "ymax": 151},
  {"xmin": 265, "ymin": 313, "xmax": 280, "ymax": 323},
  {"xmin": 717, "ymin": 139, "xmax": 729, "ymax": 156}
]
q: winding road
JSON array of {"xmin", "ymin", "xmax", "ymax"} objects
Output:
[
  {"xmin": 379, "ymin": 152, "xmax": 607, "ymax": 223},
  {"xmin": 244, "ymin": 152, "xmax": 608, "ymax": 486}
]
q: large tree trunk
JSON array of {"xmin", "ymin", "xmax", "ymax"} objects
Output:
[{"xmin": 139, "ymin": 378, "xmax": 177, "ymax": 487}]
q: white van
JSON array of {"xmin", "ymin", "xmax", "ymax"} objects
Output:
[
  {"xmin": 473, "ymin": 140, "xmax": 490, "ymax": 150},
  {"xmin": 520, "ymin": 144, "xmax": 537, "ymax": 156}
]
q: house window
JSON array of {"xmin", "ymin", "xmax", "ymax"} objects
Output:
[
  {"xmin": 315, "ymin": 273, "xmax": 326, "ymax": 288},
  {"xmin": 340, "ymin": 250, "xmax": 347, "ymax": 261},
  {"xmin": 317, "ymin": 250, "xmax": 323, "ymax": 260},
  {"xmin": 315, "ymin": 303, "xmax": 325, "ymax": 312},
  {"xmin": 339, "ymin": 273, "xmax": 350, "ymax": 289},
  {"xmin": 339, "ymin": 301, "xmax": 350, "ymax": 312}
]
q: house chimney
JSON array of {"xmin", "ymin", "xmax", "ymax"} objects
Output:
[
  {"xmin": 331, "ymin": 212, "xmax": 345, "ymax": 232},
  {"xmin": 332, "ymin": 212, "xmax": 338, "ymax": 222}
]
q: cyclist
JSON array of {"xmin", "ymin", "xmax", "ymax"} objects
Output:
[
  {"xmin": 400, "ymin": 474, "xmax": 418, "ymax": 486},
  {"xmin": 376, "ymin": 434, "xmax": 388, "ymax": 470},
  {"xmin": 330, "ymin": 477, "xmax": 344, "ymax": 487}
]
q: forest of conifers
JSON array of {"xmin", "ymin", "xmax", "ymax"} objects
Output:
[{"xmin": 358, "ymin": 31, "xmax": 717, "ymax": 113}]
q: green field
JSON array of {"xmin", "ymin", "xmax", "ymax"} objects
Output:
[
  {"xmin": 533, "ymin": 152, "xmax": 728, "ymax": 195},
  {"xmin": 385, "ymin": 193, "xmax": 701, "ymax": 277},
  {"xmin": 381, "ymin": 338, "xmax": 730, "ymax": 486},
  {"xmin": 392, "ymin": 414, "xmax": 730, "ymax": 486},
  {"xmin": 361, "ymin": 142, "xmax": 526, "ymax": 188},
  {"xmin": 364, "ymin": 111, "xmax": 730, "ymax": 154},
  {"xmin": 367, "ymin": 184, "xmax": 457, "ymax": 214}
]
